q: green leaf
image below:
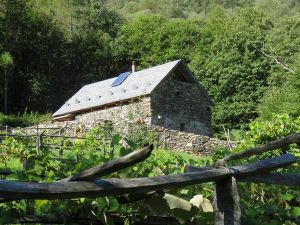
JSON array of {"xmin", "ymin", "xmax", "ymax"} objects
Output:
[
  {"xmin": 96, "ymin": 197, "xmax": 107, "ymax": 212},
  {"xmin": 119, "ymin": 147, "xmax": 132, "ymax": 157},
  {"xmin": 281, "ymin": 193, "xmax": 294, "ymax": 201},
  {"xmin": 291, "ymin": 207, "xmax": 300, "ymax": 217},
  {"xmin": 111, "ymin": 134, "xmax": 122, "ymax": 147},
  {"xmin": 171, "ymin": 208, "xmax": 194, "ymax": 224},
  {"xmin": 35, "ymin": 200, "xmax": 48, "ymax": 209},
  {"xmin": 107, "ymin": 197, "xmax": 119, "ymax": 211},
  {"xmin": 164, "ymin": 194, "xmax": 191, "ymax": 211}
]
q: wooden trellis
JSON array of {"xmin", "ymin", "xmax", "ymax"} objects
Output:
[{"xmin": 0, "ymin": 133, "xmax": 299, "ymax": 225}]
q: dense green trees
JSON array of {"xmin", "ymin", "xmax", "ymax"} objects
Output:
[
  {"xmin": 0, "ymin": 0, "xmax": 299, "ymax": 132},
  {"xmin": 116, "ymin": 15, "xmax": 201, "ymax": 67},
  {"xmin": 0, "ymin": 0, "xmax": 65, "ymax": 111},
  {"xmin": 0, "ymin": 0, "xmax": 124, "ymax": 113},
  {"xmin": 190, "ymin": 8, "xmax": 271, "ymax": 130}
]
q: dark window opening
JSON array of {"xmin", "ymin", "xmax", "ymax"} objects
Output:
[{"xmin": 180, "ymin": 123, "xmax": 185, "ymax": 131}]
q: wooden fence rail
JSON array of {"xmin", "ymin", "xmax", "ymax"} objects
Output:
[{"xmin": 0, "ymin": 132, "xmax": 299, "ymax": 225}]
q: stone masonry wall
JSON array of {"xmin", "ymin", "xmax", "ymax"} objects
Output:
[
  {"xmin": 151, "ymin": 74, "xmax": 212, "ymax": 136},
  {"xmin": 74, "ymin": 97, "xmax": 152, "ymax": 134},
  {"xmin": 153, "ymin": 127, "xmax": 235, "ymax": 156},
  {"xmin": 41, "ymin": 100, "xmax": 229, "ymax": 156}
]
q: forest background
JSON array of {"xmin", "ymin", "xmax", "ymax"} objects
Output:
[{"xmin": 0, "ymin": 0, "xmax": 300, "ymax": 133}]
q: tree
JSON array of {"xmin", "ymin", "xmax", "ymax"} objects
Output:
[
  {"xmin": 189, "ymin": 8, "xmax": 272, "ymax": 131},
  {"xmin": 0, "ymin": 51, "xmax": 14, "ymax": 114},
  {"xmin": 116, "ymin": 15, "xmax": 201, "ymax": 68}
]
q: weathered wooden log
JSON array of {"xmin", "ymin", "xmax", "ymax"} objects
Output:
[
  {"xmin": 60, "ymin": 144, "xmax": 154, "ymax": 182},
  {"xmin": 216, "ymin": 133, "xmax": 300, "ymax": 165},
  {"xmin": 0, "ymin": 169, "xmax": 229, "ymax": 199},
  {"xmin": 238, "ymin": 173, "xmax": 300, "ymax": 186},
  {"xmin": 0, "ymin": 169, "xmax": 12, "ymax": 176},
  {"xmin": 213, "ymin": 177, "xmax": 241, "ymax": 225},
  {"xmin": 0, "ymin": 154, "xmax": 295, "ymax": 200},
  {"xmin": 185, "ymin": 153, "xmax": 296, "ymax": 178},
  {"xmin": 19, "ymin": 215, "xmax": 105, "ymax": 225}
]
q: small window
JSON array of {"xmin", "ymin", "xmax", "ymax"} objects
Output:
[{"xmin": 180, "ymin": 123, "xmax": 185, "ymax": 131}]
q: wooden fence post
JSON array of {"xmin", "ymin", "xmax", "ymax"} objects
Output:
[
  {"xmin": 214, "ymin": 177, "xmax": 241, "ymax": 225},
  {"xmin": 36, "ymin": 131, "xmax": 45, "ymax": 155}
]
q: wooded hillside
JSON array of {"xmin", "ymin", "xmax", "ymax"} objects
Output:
[{"xmin": 0, "ymin": 0, "xmax": 299, "ymax": 131}]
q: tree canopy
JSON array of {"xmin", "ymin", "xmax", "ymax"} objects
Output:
[{"xmin": 0, "ymin": 0, "xmax": 299, "ymax": 131}]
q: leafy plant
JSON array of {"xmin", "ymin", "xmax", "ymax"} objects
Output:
[{"xmin": 0, "ymin": 126, "xmax": 214, "ymax": 224}]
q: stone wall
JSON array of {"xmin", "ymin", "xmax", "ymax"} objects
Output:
[
  {"xmin": 153, "ymin": 127, "xmax": 235, "ymax": 156},
  {"xmin": 38, "ymin": 97, "xmax": 152, "ymax": 136},
  {"xmin": 151, "ymin": 74, "xmax": 212, "ymax": 136},
  {"xmin": 74, "ymin": 97, "xmax": 152, "ymax": 134},
  {"xmin": 39, "ymin": 100, "xmax": 229, "ymax": 156}
]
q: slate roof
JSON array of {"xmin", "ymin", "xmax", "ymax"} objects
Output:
[{"xmin": 53, "ymin": 60, "xmax": 184, "ymax": 117}]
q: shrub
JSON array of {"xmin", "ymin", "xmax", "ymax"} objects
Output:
[{"xmin": 0, "ymin": 112, "xmax": 51, "ymax": 127}]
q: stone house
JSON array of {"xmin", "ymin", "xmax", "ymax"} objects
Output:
[{"xmin": 52, "ymin": 60, "xmax": 225, "ymax": 155}]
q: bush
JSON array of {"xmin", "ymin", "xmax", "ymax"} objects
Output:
[{"xmin": 0, "ymin": 112, "xmax": 51, "ymax": 127}]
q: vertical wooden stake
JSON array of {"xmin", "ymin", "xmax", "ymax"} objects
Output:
[{"xmin": 213, "ymin": 177, "xmax": 241, "ymax": 225}]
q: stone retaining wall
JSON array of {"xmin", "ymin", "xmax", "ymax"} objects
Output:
[
  {"xmin": 39, "ymin": 112, "xmax": 233, "ymax": 156},
  {"xmin": 153, "ymin": 127, "xmax": 235, "ymax": 156}
]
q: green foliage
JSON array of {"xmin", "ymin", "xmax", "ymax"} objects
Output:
[
  {"xmin": 0, "ymin": 52, "xmax": 13, "ymax": 68},
  {"xmin": 0, "ymin": 0, "xmax": 300, "ymax": 134},
  {"xmin": 190, "ymin": 7, "xmax": 271, "ymax": 131},
  {"xmin": 246, "ymin": 114, "xmax": 300, "ymax": 144},
  {"xmin": 116, "ymin": 15, "xmax": 201, "ymax": 67},
  {"xmin": 0, "ymin": 126, "xmax": 213, "ymax": 223},
  {"xmin": 0, "ymin": 112, "xmax": 51, "ymax": 127},
  {"xmin": 0, "ymin": 0, "xmax": 125, "ymax": 113},
  {"xmin": 213, "ymin": 114, "xmax": 300, "ymax": 224}
]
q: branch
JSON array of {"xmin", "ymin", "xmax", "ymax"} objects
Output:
[
  {"xmin": 256, "ymin": 47, "xmax": 295, "ymax": 73},
  {"xmin": 0, "ymin": 154, "xmax": 295, "ymax": 200},
  {"xmin": 186, "ymin": 153, "xmax": 297, "ymax": 178},
  {"xmin": 60, "ymin": 144, "xmax": 154, "ymax": 182},
  {"xmin": 216, "ymin": 133, "xmax": 300, "ymax": 166},
  {"xmin": 238, "ymin": 173, "xmax": 300, "ymax": 187}
]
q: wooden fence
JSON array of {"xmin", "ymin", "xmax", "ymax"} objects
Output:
[
  {"xmin": 0, "ymin": 132, "xmax": 299, "ymax": 224},
  {"xmin": 0, "ymin": 125, "xmax": 111, "ymax": 155}
]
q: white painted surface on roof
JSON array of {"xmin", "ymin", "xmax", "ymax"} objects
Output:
[{"xmin": 53, "ymin": 60, "xmax": 181, "ymax": 117}]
